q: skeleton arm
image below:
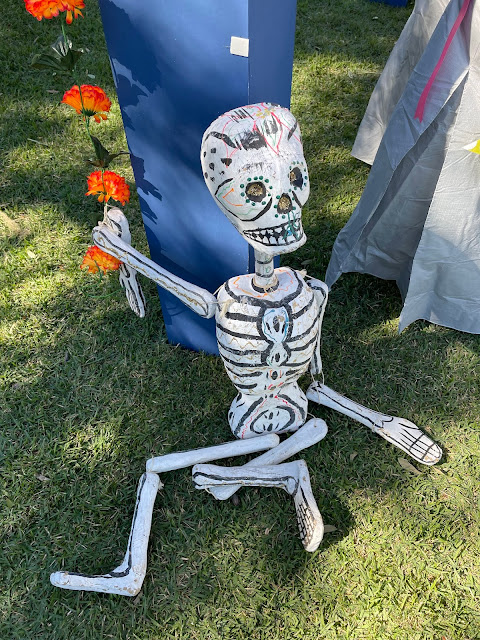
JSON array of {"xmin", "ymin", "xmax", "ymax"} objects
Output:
[
  {"xmin": 92, "ymin": 223, "xmax": 217, "ymax": 319},
  {"xmin": 306, "ymin": 278, "xmax": 329, "ymax": 376}
]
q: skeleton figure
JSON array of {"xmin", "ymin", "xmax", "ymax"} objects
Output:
[{"xmin": 51, "ymin": 103, "xmax": 443, "ymax": 597}]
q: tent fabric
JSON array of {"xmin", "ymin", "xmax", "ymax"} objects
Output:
[
  {"xmin": 326, "ymin": 0, "xmax": 480, "ymax": 334},
  {"xmin": 352, "ymin": 0, "xmax": 451, "ymax": 165}
]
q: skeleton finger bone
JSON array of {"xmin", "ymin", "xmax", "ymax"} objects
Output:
[
  {"xmin": 307, "ymin": 382, "xmax": 442, "ymax": 466},
  {"xmin": 146, "ymin": 433, "xmax": 280, "ymax": 473},
  {"xmin": 118, "ymin": 263, "xmax": 147, "ymax": 318},
  {"xmin": 50, "ymin": 472, "xmax": 160, "ymax": 597},
  {"xmin": 103, "ymin": 208, "xmax": 146, "ymax": 318},
  {"xmin": 192, "ymin": 460, "xmax": 324, "ymax": 552},
  {"xmin": 206, "ymin": 418, "xmax": 328, "ymax": 501}
]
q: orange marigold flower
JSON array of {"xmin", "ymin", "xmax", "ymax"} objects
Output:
[
  {"xmin": 62, "ymin": 85, "xmax": 111, "ymax": 123},
  {"xmin": 25, "ymin": 0, "xmax": 63, "ymax": 20},
  {"xmin": 24, "ymin": 0, "xmax": 84, "ymax": 22},
  {"xmin": 63, "ymin": 0, "xmax": 84, "ymax": 24},
  {"xmin": 81, "ymin": 245, "xmax": 121, "ymax": 274},
  {"xmin": 86, "ymin": 170, "xmax": 130, "ymax": 206}
]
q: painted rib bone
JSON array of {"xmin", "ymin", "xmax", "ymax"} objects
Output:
[
  {"xmin": 192, "ymin": 459, "xmax": 324, "ymax": 552},
  {"xmin": 307, "ymin": 382, "xmax": 442, "ymax": 466}
]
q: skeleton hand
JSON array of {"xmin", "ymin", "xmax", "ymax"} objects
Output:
[
  {"xmin": 307, "ymin": 382, "xmax": 442, "ymax": 466},
  {"xmin": 103, "ymin": 208, "xmax": 146, "ymax": 317}
]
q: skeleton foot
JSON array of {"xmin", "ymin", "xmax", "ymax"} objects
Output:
[
  {"xmin": 206, "ymin": 418, "xmax": 328, "ymax": 501},
  {"xmin": 307, "ymin": 382, "xmax": 442, "ymax": 466},
  {"xmin": 50, "ymin": 473, "xmax": 160, "ymax": 596},
  {"xmin": 192, "ymin": 460, "xmax": 324, "ymax": 552}
]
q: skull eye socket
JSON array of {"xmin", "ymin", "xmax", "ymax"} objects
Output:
[
  {"xmin": 289, "ymin": 166, "xmax": 303, "ymax": 188},
  {"xmin": 277, "ymin": 194, "xmax": 293, "ymax": 214},
  {"xmin": 245, "ymin": 181, "xmax": 266, "ymax": 202}
]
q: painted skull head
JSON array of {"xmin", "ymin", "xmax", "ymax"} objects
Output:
[{"xmin": 201, "ymin": 103, "xmax": 310, "ymax": 256}]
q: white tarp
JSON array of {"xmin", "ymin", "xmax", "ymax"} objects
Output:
[
  {"xmin": 326, "ymin": 0, "xmax": 480, "ymax": 334},
  {"xmin": 352, "ymin": 0, "xmax": 450, "ymax": 165}
]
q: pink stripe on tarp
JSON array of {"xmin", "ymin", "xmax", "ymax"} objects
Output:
[{"xmin": 414, "ymin": 0, "xmax": 472, "ymax": 122}]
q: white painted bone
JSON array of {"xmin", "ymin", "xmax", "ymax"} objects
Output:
[
  {"xmin": 206, "ymin": 418, "xmax": 327, "ymax": 501},
  {"xmin": 146, "ymin": 433, "xmax": 280, "ymax": 473},
  {"xmin": 50, "ymin": 472, "xmax": 160, "ymax": 597},
  {"xmin": 92, "ymin": 225, "xmax": 217, "ymax": 319},
  {"xmin": 192, "ymin": 460, "xmax": 324, "ymax": 552},
  {"xmin": 306, "ymin": 279, "xmax": 329, "ymax": 376},
  {"xmin": 104, "ymin": 208, "xmax": 146, "ymax": 318},
  {"xmin": 307, "ymin": 382, "xmax": 442, "ymax": 466}
]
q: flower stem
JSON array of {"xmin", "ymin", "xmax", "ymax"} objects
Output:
[{"xmin": 62, "ymin": 18, "xmax": 95, "ymax": 149}]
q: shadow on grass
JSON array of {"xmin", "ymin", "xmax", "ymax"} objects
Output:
[{"xmin": 2, "ymin": 258, "xmax": 480, "ymax": 637}]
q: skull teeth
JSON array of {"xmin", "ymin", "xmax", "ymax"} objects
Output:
[{"xmin": 244, "ymin": 220, "xmax": 303, "ymax": 245}]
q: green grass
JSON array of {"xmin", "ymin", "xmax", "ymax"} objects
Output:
[{"xmin": 2, "ymin": 1, "xmax": 480, "ymax": 638}]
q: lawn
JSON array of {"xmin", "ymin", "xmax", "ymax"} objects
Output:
[{"xmin": 1, "ymin": 0, "xmax": 480, "ymax": 638}]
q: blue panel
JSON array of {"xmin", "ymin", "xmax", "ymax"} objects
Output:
[
  {"xmin": 98, "ymin": 0, "xmax": 251, "ymax": 354},
  {"xmin": 248, "ymin": 0, "xmax": 297, "ymax": 107},
  {"xmin": 98, "ymin": 0, "xmax": 297, "ymax": 353}
]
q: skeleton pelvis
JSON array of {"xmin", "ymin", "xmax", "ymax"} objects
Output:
[{"xmin": 228, "ymin": 383, "xmax": 308, "ymax": 439}]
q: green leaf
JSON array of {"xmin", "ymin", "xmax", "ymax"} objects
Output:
[
  {"xmin": 86, "ymin": 137, "xmax": 129, "ymax": 168},
  {"xmin": 31, "ymin": 34, "xmax": 83, "ymax": 73},
  {"xmin": 31, "ymin": 52, "xmax": 65, "ymax": 72},
  {"xmin": 398, "ymin": 457, "xmax": 422, "ymax": 475},
  {"xmin": 90, "ymin": 136, "xmax": 110, "ymax": 164}
]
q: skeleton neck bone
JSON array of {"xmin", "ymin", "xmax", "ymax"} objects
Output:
[{"xmin": 253, "ymin": 250, "xmax": 277, "ymax": 289}]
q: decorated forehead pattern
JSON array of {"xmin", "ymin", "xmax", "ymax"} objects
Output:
[{"xmin": 202, "ymin": 102, "xmax": 303, "ymax": 168}]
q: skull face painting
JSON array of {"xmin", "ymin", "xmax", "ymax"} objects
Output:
[{"xmin": 201, "ymin": 103, "xmax": 310, "ymax": 255}]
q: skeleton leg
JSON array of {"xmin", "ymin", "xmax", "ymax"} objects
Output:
[
  {"xmin": 50, "ymin": 472, "xmax": 160, "ymax": 596},
  {"xmin": 205, "ymin": 418, "xmax": 328, "ymax": 501},
  {"xmin": 146, "ymin": 433, "xmax": 280, "ymax": 473},
  {"xmin": 192, "ymin": 460, "xmax": 324, "ymax": 552},
  {"xmin": 307, "ymin": 382, "xmax": 442, "ymax": 465},
  {"xmin": 103, "ymin": 208, "xmax": 146, "ymax": 318}
]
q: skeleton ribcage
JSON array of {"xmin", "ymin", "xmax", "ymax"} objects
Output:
[{"xmin": 216, "ymin": 268, "xmax": 319, "ymax": 395}]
